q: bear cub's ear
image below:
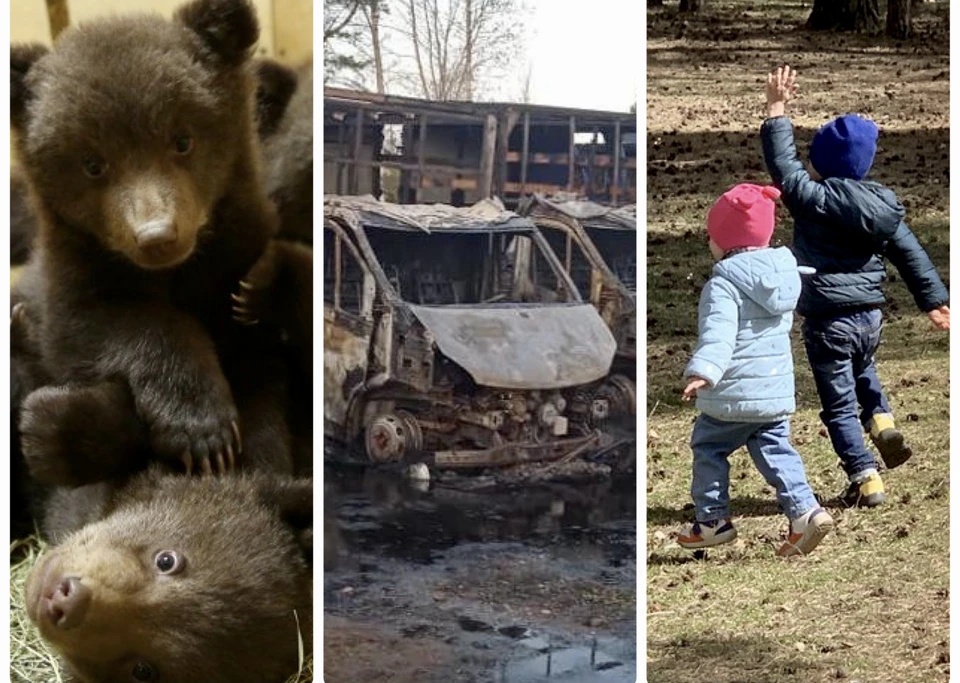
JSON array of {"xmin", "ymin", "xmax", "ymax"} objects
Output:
[
  {"xmin": 11, "ymin": 44, "xmax": 49, "ymax": 130},
  {"xmin": 176, "ymin": 0, "xmax": 259, "ymax": 66},
  {"xmin": 254, "ymin": 59, "xmax": 298, "ymax": 138}
]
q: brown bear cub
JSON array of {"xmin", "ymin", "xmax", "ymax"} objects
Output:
[
  {"xmin": 11, "ymin": 0, "xmax": 299, "ymax": 478},
  {"xmin": 256, "ymin": 60, "xmax": 314, "ymax": 244},
  {"xmin": 26, "ymin": 468, "xmax": 313, "ymax": 683}
]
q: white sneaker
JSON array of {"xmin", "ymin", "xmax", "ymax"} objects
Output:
[
  {"xmin": 678, "ymin": 518, "xmax": 737, "ymax": 549},
  {"xmin": 777, "ymin": 507, "xmax": 834, "ymax": 558}
]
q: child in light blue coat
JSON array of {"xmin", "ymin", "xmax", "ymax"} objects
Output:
[{"xmin": 679, "ymin": 183, "xmax": 833, "ymax": 557}]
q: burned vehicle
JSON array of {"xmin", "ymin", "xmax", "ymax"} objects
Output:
[
  {"xmin": 519, "ymin": 194, "xmax": 636, "ymax": 388},
  {"xmin": 324, "ymin": 196, "xmax": 633, "ymax": 470}
]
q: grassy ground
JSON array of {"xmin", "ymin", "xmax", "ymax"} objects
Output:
[
  {"xmin": 646, "ymin": 3, "xmax": 950, "ymax": 682},
  {"xmin": 10, "ymin": 536, "xmax": 315, "ymax": 682}
]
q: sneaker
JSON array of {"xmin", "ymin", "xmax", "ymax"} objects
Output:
[
  {"xmin": 869, "ymin": 414, "xmax": 913, "ymax": 469},
  {"xmin": 678, "ymin": 518, "xmax": 737, "ymax": 549},
  {"xmin": 778, "ymin": 507, "xmax": 835, "ymax": 558},
  {"xmin": 841, "ymin": 472, "xmax": 886, "ymax": 508}
]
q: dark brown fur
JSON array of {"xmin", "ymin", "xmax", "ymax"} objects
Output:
[
  {"xmin": 11, "ymin": 169, "xmax": 37, "ymax": 264},
  {"xmin": 11, "ymin": 0, "xmax": 297, "ymax": 477},
  {"xmin": 259, "ymin": 61, "xmax": 313, "ymax": 244},
  {"xmin": 254, "ymin": 59, "xmax": 299, "ymax": 139},
  {"xmin": 27, "ymin": 468, "xmax": 313, "ymax": 683}
]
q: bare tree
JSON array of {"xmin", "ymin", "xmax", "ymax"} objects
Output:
[
  {"xmin": 325, "ymin": 0, "xmax": 362, "ymax": 42},
  {"xmin": 399, "ymin": 0, "xmax": 524, "ymax": 101},
  {"xmin": 520, "ymin": 64, "xmax": 533, "ymax": 104},
  {"xmin": 361, "ymin": 0, "xmax": 387, "ymax": 94},
  {"xmin": 324, "ymin": 0, "xmax": 369, "ymax": 83},
  {"xmin": 807, "ymin": 0, "xmax": 880, "ymax": 33},
  {"xmin": 887, "ymin": 0, "xmax": 912, "ymax": 38}
]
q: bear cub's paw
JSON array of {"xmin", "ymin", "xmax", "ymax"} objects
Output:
[
  {"xmin": 20, "ymin": 384, "xmax": 146, "ymax": 487},
  {"xmin": 145, "ymin": 384, "xmax": 242, "ymax": 476},
  {"xmin": 232, "ymin": 240, "xmax": 279, "ymax": 327}
]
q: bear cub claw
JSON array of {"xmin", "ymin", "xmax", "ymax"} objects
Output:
[
  {"xmin": 147, "ymin": 393, "xmax": 242, "ymax": 476},
  {"xmin": 232, "ymin": 241, "xmax": 278, "ymax": 327}
]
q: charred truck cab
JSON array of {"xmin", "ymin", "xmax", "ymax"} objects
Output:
[
  {"xmin": 324, "ymin": 195, "xmax": 630, "ymax": 469},
  {"xmin": 519, "ymin": 195, "xmax": 637, "ymax": 400}
]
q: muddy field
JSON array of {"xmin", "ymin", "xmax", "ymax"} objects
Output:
[
  {"xmin": 324, "ymin": 456, "xmax": 637, "ymax": 683},
  {"xmin": 647, "ymin": 2, "xmax": 949, "ymax": 683}
]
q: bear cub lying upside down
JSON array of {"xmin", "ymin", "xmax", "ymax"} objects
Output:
[{"xmin": 26, "ymin": 469, "xmax": 313, "ymax": 683}]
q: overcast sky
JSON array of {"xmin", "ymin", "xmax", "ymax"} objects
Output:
[
  {"xmin": 327, "ymin": 0, "xmax": 638, "ymax": 113},
  {"xmin": 522, "ymin": 0, "xmax": 638, "ymax": 112}
]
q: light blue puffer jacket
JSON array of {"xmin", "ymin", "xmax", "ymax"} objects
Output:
[{"xmin": 684, "ymin": 247, "xmax": 804, "ymax": 423}]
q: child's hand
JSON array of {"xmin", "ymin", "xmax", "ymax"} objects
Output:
[
  {"xmin": 928, "ymin": 305, "xmax": 950, "ymax": 331},
  {"xmin": 682, "ymin": 377, "xmax": 709, "ymax": 401},
  {"xmin": 766, "ymin": 65, "xmax": 798, "ymax": 118}
]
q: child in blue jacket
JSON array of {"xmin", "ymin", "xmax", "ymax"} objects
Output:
[
  {"xmin": 679, "ymin": 183, "xmax": 833, "ymax": 557},
  {"xmin": 761, "ymin": 66, "xmax": 950, "ymax": 508}
]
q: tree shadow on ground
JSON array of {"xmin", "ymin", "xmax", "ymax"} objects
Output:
[{"xmin": 647, "ymin": 634, "xmax": 842, "ymax": 683}]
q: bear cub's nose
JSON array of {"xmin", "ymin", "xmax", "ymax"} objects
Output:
[
  {"xmin": 135, "ymin": 219, "xmax": 178, "ymax": 248},
  {"xmin": 45, "ymin": 576, "xmax": 92, "ymax": 629}
]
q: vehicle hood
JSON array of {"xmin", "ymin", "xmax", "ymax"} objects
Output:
[{"xmin": 408, "ymin": 303, "xmax": 617, "ymax": 389}]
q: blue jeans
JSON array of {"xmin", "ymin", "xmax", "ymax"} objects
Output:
[
  {"xmin": 803, "ymin": 309, "xmax": 890, "ymax": 479},
  {"xmin": 690, "ymin": 414, "xmax": 818, "ymax": 522}
]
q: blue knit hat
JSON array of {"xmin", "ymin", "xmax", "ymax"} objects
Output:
[{"xmin": 809, "ymin": 114, "xmax": 879, "ymax": 180}]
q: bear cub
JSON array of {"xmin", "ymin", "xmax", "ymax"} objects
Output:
[
  {"xmin": 11, "ymin": 0, "xmax": 299, "ymax": 478},
  {"xmin": 26, "ymin": 468, "xmax": 313, "ymax": 683}
]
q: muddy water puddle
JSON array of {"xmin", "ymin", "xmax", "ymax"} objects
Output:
[{"xmin": 324, "ymin": 456, "xmax": 637, "ymax": 683}]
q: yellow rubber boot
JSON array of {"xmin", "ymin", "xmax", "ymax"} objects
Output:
[
  {"xmin": 868, "ymin": 413, "xmax": 913, "ymax": 469},
  {"xmin": 844, "ymin": 472, "xmax": 886, "ymax": 508}
]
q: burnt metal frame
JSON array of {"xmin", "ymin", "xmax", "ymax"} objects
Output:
[
  {"xmin": 325, "ymin": 89, "xmax": 636, "ymax": 207},
  {"xmin": 324, "ymin": 205, "xmax": 587, "ymax": 308},
  {"xmin": 326, "ymin": 102, "xmax": 496, "ymax": 200}
]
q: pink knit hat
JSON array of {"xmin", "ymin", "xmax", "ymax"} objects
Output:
[{"xmin": 707, "ymin": 184, "xmax": 781, "ymax": 252}]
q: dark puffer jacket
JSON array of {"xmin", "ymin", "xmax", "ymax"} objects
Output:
[{"xmin": 761, "ymin": 116, "xmax": 948, "ymax": 317}]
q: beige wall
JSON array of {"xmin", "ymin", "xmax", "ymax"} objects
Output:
[
  {"xmin": 11, "ymin": 0, "xmax": 314, "ymax": 63},
  {"xmin": 272, "ymin": 0, "xmax": 313, "ymax": 66}
]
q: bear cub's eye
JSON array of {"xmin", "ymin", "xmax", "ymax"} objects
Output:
[
  {"xmin": 154, "ymin": 550, "xmax": 185, "ymax": 574},
  {"xmin": 173, "ymin": 133, "xmax": 194, "ymax": 155},
  {"xmin": 131, "ymin": 661, "xmax": 155, "ymax": 681},
  {"xmin": 81, "ymin": 155, "xmax": 107, "ymax": 179}
]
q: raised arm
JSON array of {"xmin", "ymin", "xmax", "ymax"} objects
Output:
[{"xmin": 760, "ymin": 65, "xmax": 831, "ymax": 217}]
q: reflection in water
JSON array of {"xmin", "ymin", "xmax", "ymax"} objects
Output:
[
  {"xmin": 326, "ymin": 463, "xmax": 636, "ymax": 566},
  {"xmin": 324, "ymin": 452, "xmax": 637, "ymax": 683},
  {"xmin": 497, "ymin": 636, "xmax": 635, "ymax": 683}
]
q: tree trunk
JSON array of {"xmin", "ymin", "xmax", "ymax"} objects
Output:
[
  {"xmin": 679, "ymin": 0, "xmax": 702, "ymax": 12},
  {"xmin": 886, "ymin": 0, "xmax": 911, "ymax": 38},
  {"xmin": 852, "ymin": 0, "xmax": 881, "ymax": 32},
  {"xmin": 365, "ymin": 2, "xmax": 385, "ymax": 94},
  {"xmin": 407, "ymin": 0, "xmax": 431, "ymax": 98},
  {"xmin": 807, "ymin": 0, "xmax": 880, "ymax": 33},
  {"xmin": 464, "ymin": 0, "xmax": 473, "ymax": 100}
]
